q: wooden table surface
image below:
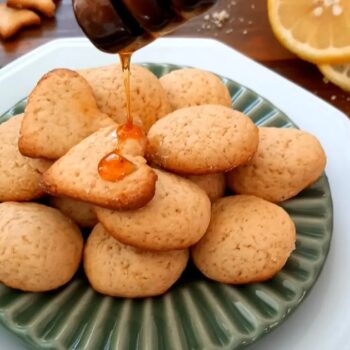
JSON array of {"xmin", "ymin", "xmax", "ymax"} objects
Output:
[{"xmin": 1, "ymin": 0, "xmax": 350, "ymax": 118}]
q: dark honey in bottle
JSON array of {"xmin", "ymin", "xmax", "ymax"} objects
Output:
[{"xmin": 72, "ymin": 0, "xmax": 217, "ymax": 53}]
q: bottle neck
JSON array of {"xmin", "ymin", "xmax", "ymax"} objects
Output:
[{"xmin": 73, "ymin": 0, "xmax": 217, "ymax": 54}]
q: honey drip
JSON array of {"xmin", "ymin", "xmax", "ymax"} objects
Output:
[
  {"xmin": 98, "ymin": 52, "xmax": 144, "ymax": 182},
  {"xmin": 120, "ymin": 52, "xmax": 132, "ymax": 125}
]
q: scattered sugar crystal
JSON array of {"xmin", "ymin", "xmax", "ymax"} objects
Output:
[
  {"xmin": 332, "ymin": 4, "xmax": 343, "ymax": 16},
  {"xmin": 331, "ymin": 95, "xmax": 337, "ymax": 100},
  {"xmin": 211, "ymin": 10, "xmax": 230, "ymax": 28},
  {"xmin": 243, "ymin": 29, "xmax": 248, "ymax": 35},
  {"xmin": 313, "ymin": 6, "xmax": 324, "ymax": 16},
  {"xmin": 323, "ymin": 77, "xmax": 329, "ymax": 84}
]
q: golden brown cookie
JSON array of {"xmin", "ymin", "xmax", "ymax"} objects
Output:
[
  {"xmin": 192, "ymin": 195, "xmax": 296, "ymax": 284},
  {"xmin": 0, "ymin": 3, "xmax": 40, "ymax": 39},
  {"xmin": 84, "ymin": 224, "xmax": 189, "ymax": 298},
  {"xmin": 0, "ymin": 115, "xmax": 51, "ymax": 201},
  {"xmin": 159, "ymin": 68, "xmax": 232, "ymax": 110},
  {"xmin": 227, "ymin": 127, "xmax": 327, "ymax": 202},
  {"xmin": 49, "ymin": 197, "xmax": 97, "ymax": 228},
  {"xmin": 7, "ymin": 0, "xmax": 55, "ymax": 17},
  {"xmin": 0, "ymin": 202, "xmax": 83, "ymax": 292},
  {"xmin": 42, "ymin": 126, "xmax": 157, "ymax": 210},
  {"xmin": 147, "ymin": 105, "xmax": 259, "ymax": 175},
  {"xmin": 19, "ymin": 69, "xmax": 115, "ymax": 160},
  {"xmin": 78, "ymin": 64, "xmax": 172, "ymax": 132},
  {"xmin": 95, "ymin": 169, "xmax": 211, "ymax": 251},
  {"xmin": 186, "ymin": 173, "xmax": 226, "ymax": 202}
]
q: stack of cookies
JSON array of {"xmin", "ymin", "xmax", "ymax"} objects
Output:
[
  {"xmin": 0, "ymin": 0, "xmax": 56, "ymax": 39},
  {"xmin": 0, "ymin": 65, "xmax": 327, "ymax": 298}
]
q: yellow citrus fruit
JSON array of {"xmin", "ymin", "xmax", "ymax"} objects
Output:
[
  {"xmin": 318, "ymin": 63, "xmax": 350, "ymax": 91},
  {"xmin": 268, "ymin": 0, "xmax": 350, "ymax": 64}
]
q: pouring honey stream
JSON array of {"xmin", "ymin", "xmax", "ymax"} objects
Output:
[{"xmin": 98, "ymin": 52, "xmax": 144, "ymax": 182}]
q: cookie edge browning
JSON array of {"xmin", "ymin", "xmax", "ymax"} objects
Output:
[
  {"xmin": 146, "ymin": 106, "xmax": 259, "ymax": 175},
  {"xmin": 95, "ymin": 170, "xmax": 212, "ymax": 251},
  {"xmin": 0, "ymin": 114, "xmax": 52, "ymax": 202},
  {"xmin": 226, "ymin": 128, "xmax": 327, "ymax": 203},
  {"xmin": 84, "ymin": 224, "xmax": 190, "ymax": 298},
  {"xmin": 0, "ymin": 202, "xmax": 84, "ymax": 292},
  {"xmin": 191, "ymin": 195, "xmax": 296, "ymax": 284},
  {"xmin": 0, "ymin": 4, "xmax": 41, "ymax": 39},
  {"xmin": 41, "ymin": 165, "xmax": 158, "ymax": 211},
  {"xmin": 159, "ymin": 68, "xmax": 232, "ymax": 110},
  {"xmin": 18, "ymin": 68, "xmax": 113, "ymax": 160},
  {"xmin": 7, "ymin": 0, "xmax": 56, "ymax": 17}
]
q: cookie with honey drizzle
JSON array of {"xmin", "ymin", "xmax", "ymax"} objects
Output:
[
  {"xmin": 41, "ymin": 126, "xmax": 157, "ymax": 210},
  {"xmin": 78, "ymin": 64, "xmax": 172, "ymax": 132},
  {"xmin": 19, "ymin": 69, "xmax": 115, "ymax": 160}
]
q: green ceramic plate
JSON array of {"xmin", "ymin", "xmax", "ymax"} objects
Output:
[{"xmin": 0, "ymin": 63, "xmax": 333, "ymax": 350}]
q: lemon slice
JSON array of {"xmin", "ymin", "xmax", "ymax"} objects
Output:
[
  {"xmin": 268, "ymin": 0, "xmax": 350, "ymax": 64},
  {"xmin": 319, "ymin": 63, "xmax": 350, "ymax": 91}
]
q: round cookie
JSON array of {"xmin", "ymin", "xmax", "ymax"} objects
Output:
[
  {"xmin": 78, "ymin": 64, "xmax": 172, "ymax": 132},
  {"xmin": 186, "ymin": 173, "xmax": 226, "ymax": 202},
  {"xmin": 95, "ymin": 169, "xmax": 211, "ymax": 251},
  {"xmin": 49, "ymin": 197, "xmax": 97, "ymax": 228},
  {"xmin": 147, "ymin": 105, "xmax": 259, "ymax": 175},
  {"xmin": 159, "ymin": 68, "xmax": 232, "ymax": 110},
  {"xmin": 0, "ymin": 202, "xmax": 83, "ymax": 292},
  {"xmin": 227, "ymin": 127, "xmax": 327, "ymax": 202},
  {"xmin": 0, "ymin": 114, "xmax": 52, "ymax": 201},
  {"xmin": 84, "ymin": 224, "xmax": 189, "ymax": 298},
  {"xmin": 192, "ymin": 195, "xmax": 296, "ymax": 284}
]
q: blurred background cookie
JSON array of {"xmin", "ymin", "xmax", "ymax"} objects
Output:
[
  {"xmin": 0, "ymin": 3, "xmax": 40, "ymax": 39},
  {"xmin": 0, "ymin": 202, "xmax": 83, "ymax": 292},
  {"xmin": 78, "ymin": 64, "xmax": 172, "ymax": 132},
  {"xmin": 7, "ymin": 0, "xmax": 55, "ymax": 17},
  {"xmin": 192, "ymin": 195, "xmax": 296, "ymax": 284},
  {"xmin": 19, "ymin": 69, "xmax": 114, "ymax": 160},
  {"xmin": 95, "ymin": 169, "xmax": 211, "ymax": 251},
  {"xmin": 84, "ymin": 224, "xmax": 189, "ymax": 298},
  {"xmin": 147, "ymin": 105, "xmax": 259, "ymax": 174},
  {"xmin": 0, "ymin": 114, "xmax": 51, "ymax": 201},
  {"xmin": 49, "ymin": 197, "xmax": 97, "ymax": 228},
  {"xmin": 186, "ymin": 173, "xmax": 226, "ymax": 202},
  {"xmin": 42, "ymin": 126, "xmax": 157, "ymax": 210},
  {"xmin": 227, "ymin": 127, "xmax": 327, "ymax": 202},
  {"xmin": 159, "ymin": 68, "xmax": 232, "ymax": 110}
]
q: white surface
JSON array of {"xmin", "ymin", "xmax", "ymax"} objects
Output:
[{"xmin": 0, "ymin": 37, "xmax": 349, "ymax": 350}]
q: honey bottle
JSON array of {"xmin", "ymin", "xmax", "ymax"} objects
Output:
[{"xmin": 72, "ymin": 0, "xmax": 217, "ymax": 53}]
